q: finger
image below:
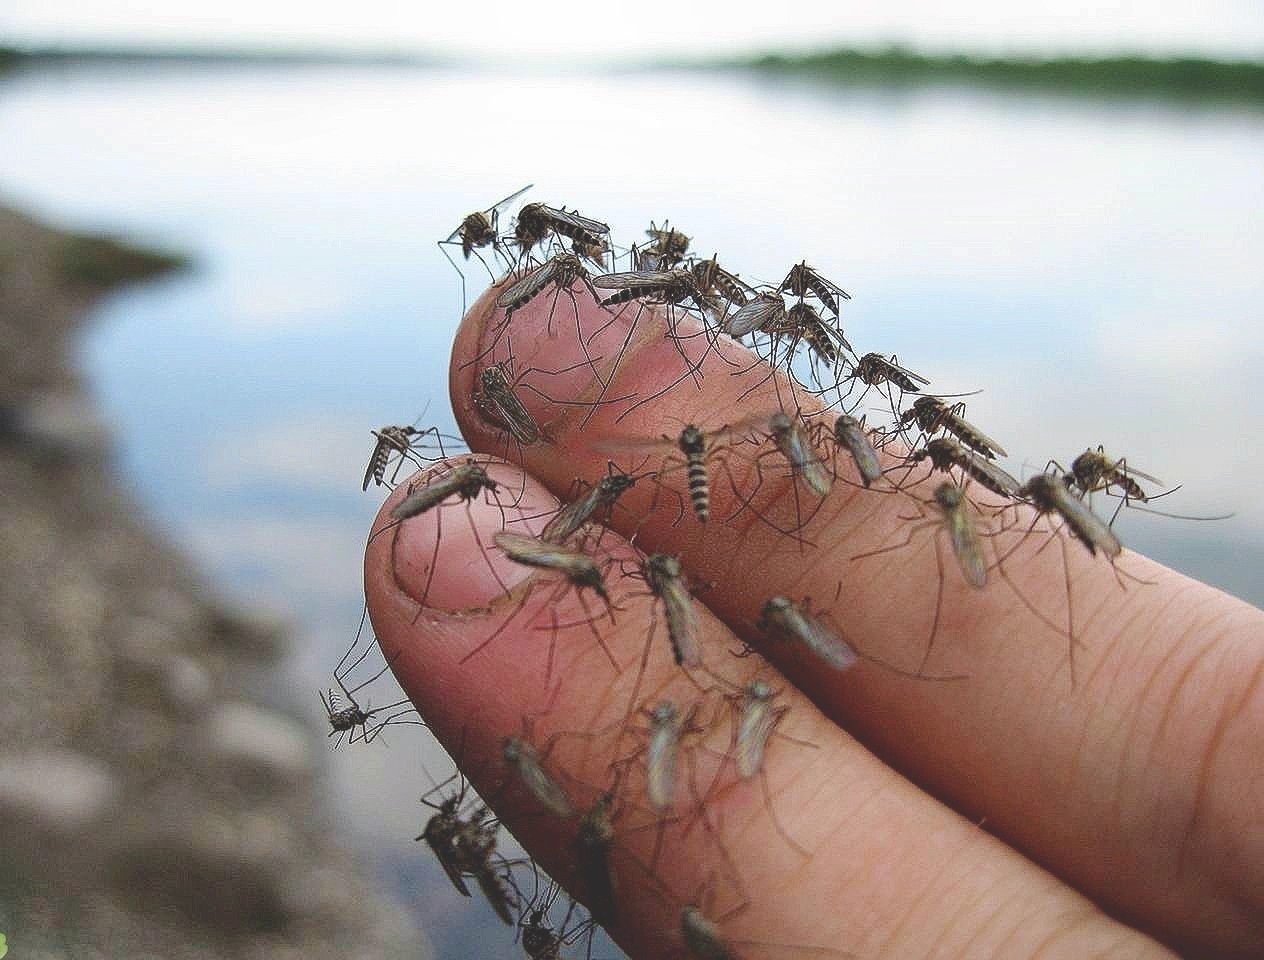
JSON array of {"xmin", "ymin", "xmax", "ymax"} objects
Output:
[
  {"xmin": 365, "ymin": 458, "xmax": 1175, "ymax": 960},
  {"xmin": 449, "ymin": 281, "xmax": 1264, "ymax": 957}
]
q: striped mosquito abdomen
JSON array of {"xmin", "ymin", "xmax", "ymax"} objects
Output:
[
  {"xmin": 854, "ymin": 352, "xmax": 929, "ymax": 392},
  {"xmin": 1067, "ymin": 447, "xmax": 1159, "ymax": 502},
  {"xmin": 904, "ymin": 396, "xmax": 1008, "ymax": 459},
  {"xmin": 363, "ymin": 424, "xmax": 422, "ymax": 490},
  {"xmin": 678, "ymin": 425, "xmax": 711, "ymax": 523},
  {"xmin": 596, "ymin": 285, "xmax": 644, "ymax": 307}
]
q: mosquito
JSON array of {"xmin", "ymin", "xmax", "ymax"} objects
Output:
[
  {"xmin": 487, "ymin": 252, "xmax": 611, "ymax": 383},
  {"xmin": 725, "ymin": 288, "xmax": 786, "ymax": 339},
  {"xmin": 746, "ymin": 410, "xmax": 833, "ymax": 498},
  {"xmin": 778, "ymin": 260, "xmax": 852, "ymax": 317},
  {"xmin": 515, "ymin": 202, "xmax": 611, "ymax": 266},
  {"xmin": 998, "ymin": 472, "xmax": 1137, "ymax": 683},
  {"xmin": 371, "ymin": 459, "xmax": 512, "ymax": 614},
  {"xmin": 598, "ymin": 421, "xmax": 743, "ymax": 526},
  {"xmin": 475, "ymin": 361, "xmax": 545, "ymax": 446},
  {"xmin": 755, "ymin": 595, "xmax": 856, "ymax": 672},
  {"xmin": 830, "ymin": 414, "xmax": 883, "ymax": 488},
  {"xmin": 659, "ymin": 424, "xmax": 720, "ymax": 524},
  {"xmin": 906, "ymin": 436, "xmax": 1021, "ymax": 499},
  {"xmin": 416, "ymin": 771, "xmax": 477, "ymax": 899},
  {"xmin": 722, "ymin": 678, "xmax": 818, "ymax": 857},
  {"xmin": 574, "ymin": 791, "xmax": 618, "ymax": 928},
  {"xmin": 458, "ymin": 532, "xmax": 618, "ymax": 669},
  {"xmin": 362, "ymin": 423, "xmax": 461, "ymax": 491},
  {"xmin": 540, "ymin": 465, "xmax": 641, "ymax": 544},
  {"xmin": 453, "ymin": 804, "xmax": 518, "ymax": 925},
  {"xmin": 471, "ymin": 342, "xmax": 638, "ymax": 451},
  {"xmin": 388, "ymin": 460, "xmax": 499, "ymax": 522},
  {"xmin": 770, "ymin": 301, "xmax": 853, "ymax": 368},
  {"xmin": 320, "ymin": 686, "xmax": 418, "ymax": 746},
  {"xmin": 644, "ymin": 700, "xmax": 696, "ymax": 817},
  {"xmin": 319, "ymin": 640, "xmax": 422, "ymax": 748},
  {"xmin": 837, "ymin": 352, "xmax": 930, "ymax": 414},
  {"xmin": 592, "ymin": 268, "xmax": 711, "ymax": 314},
  {"xmin": 496, "ymin": 252, "xmax": 602, "ymax": 325},
  {"xmin": 503, "ymin": 735, "xmax": 577, "ymax": 820},
  {"xmin": 756, "ymin": 594, "xmax": 968, "ymax": 681},
  {"xmin": 732, "ymin": 300, "xmax": 852, "ymax": 407},
  {"xmin": 644, "ymin": 221, "xmax": 692, "ymax": 269},
  {"xmin": 1057, "ymin": 445, "xmax": 1229, "ymax": 527},
  {"xmin": 691, "ymin": 255, "xmax": 756, "ymax": 325},
  {"xmin": 613, "ymin": 553, "xmax": 709, "ymax": 730},
  {"xmin": 589, "ymin": 268, "xmax": 726, "ymax": 424},
  {"xmin": 1063, "ymin": 445, "xmax": 1162, "ymax": 504},
  {"xmin": 494, "ymin": 532, "xmax": 612, "ymax": 603},
  {"xmin": 1019, "ymin": 473, "xmax": 1121, "ymax": 559},
  {"xmin": 843, "ymin": 480, "xmax": 995, "ymax": 673},
  {"xmin": 438, "ymin": 184, "xmax": 534, "ymax": 309},
  {"xmin": 899, "ymin": 395, "xmax": 1008, "ymax": 459},
  {"xmin": 713, "ymin": 412, "xmax": 833, "ymax": 544},
  {"xmin": 520, "ymin": 881, "xmax": 594, "ymax": 960}
]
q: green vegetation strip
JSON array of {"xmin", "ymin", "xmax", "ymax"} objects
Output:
[{"xmin": 735, "ymin": 47, "xmax": 1264, "ymax": 101}]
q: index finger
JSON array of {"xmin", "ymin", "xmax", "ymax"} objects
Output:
[{"xmin": 449, "ymin": 277, "xmax": 1264, "ymax": 957}]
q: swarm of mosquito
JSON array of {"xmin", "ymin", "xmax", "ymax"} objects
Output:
[{"xmin": 318, "ymin": 187, "xmax": 1222, "ymax": 959}]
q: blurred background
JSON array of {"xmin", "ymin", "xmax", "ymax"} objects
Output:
[{"xmin": 0, "ymin": 2, "xmax": 1260, "ymax": 957}]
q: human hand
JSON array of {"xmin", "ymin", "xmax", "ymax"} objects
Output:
[{"xmin": 365, "ymin": 281, "xmax": 1263, "ymax": 958}]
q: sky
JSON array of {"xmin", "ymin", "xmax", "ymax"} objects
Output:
[{"xmin": 2, "ymin": 0, "xmax": 1263, "ymax": 61}]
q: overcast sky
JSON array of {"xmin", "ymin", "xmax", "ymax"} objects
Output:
[{"xmin": 2, "ymin": 1, "xmax": 1263, "ymax": 60}]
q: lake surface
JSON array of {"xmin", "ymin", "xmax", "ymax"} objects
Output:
[{"xmin": 1, "ymin": 61, "xmax": 1261, "ymax": 954}]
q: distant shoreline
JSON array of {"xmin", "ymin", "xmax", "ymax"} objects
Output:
[
  {"xmin": 4, "ymin": 42, "xmax": 1263, "ymax": 102},
  {"xmin": 0, "ymin": 43, "xmax": 437, "ymax": 72},
  {"xmin": 692, "ymin": 47, "xmax": 1264, "ymax": 103}
]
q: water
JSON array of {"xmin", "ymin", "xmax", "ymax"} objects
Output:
[{"xmin": 1, "ymin": 61, "xmax": 1261, "ymax": 952}]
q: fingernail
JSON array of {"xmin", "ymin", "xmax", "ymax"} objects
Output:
[{"xmin": 388, "ymin": 463, "xmax": 549, "ymax": 611}]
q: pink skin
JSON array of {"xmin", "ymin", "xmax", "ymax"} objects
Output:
[{"xmin": 366, "ymin": 278, "xmax": 1264, "ymax": 958}]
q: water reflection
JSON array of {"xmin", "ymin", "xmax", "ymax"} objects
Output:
[{"xmin": 1, "ymin": 60, "xmax": 1260, "ymax": 948}]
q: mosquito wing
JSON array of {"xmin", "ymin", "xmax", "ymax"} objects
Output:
[
  {"xmin": 539, "ymin": 204, "xmax": 610, "ymax": 237},
  {"xmin": 496, "ymin": 258, "xmax": 560, "ymax": 309},
  {"xmin": 797, "ymin": 607, "xmax": 859, "ymax": 671},
  {"xmin": 944, "ymin": 503, "xmax": 988, "ymax": 588},
  {"xmin": 734, "ymin": 694, "xmax": 775, "ymax": 780},
  {"xmin": 540, "ymin": 484, "xmax": 605, "ymax": 544},
  {"xmin": 726, "ymin": 294, "xmax": 785, "ymax": 337},
  {"xmin": 591, "ymin": 270, "xmax": 678, "ymax": 290},
  {"xmin": 486, "ymin": 183, "xmax": 534, "ymax": 215},
  {"xmin": 1114, "ymin": 462, "xmax": 1164, "ymax": 487},
  {"xmin": 494, "ymin": 531, "xmax": 587, "ymax": 569},
  {"xmin": 1048, "ymin": 480, "xmax": 1122, "ymax": 558}
]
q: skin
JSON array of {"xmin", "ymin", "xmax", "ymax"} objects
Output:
[{"xmin": 364, "ymin": 280, "xmax": 1264, "ymax": 959}]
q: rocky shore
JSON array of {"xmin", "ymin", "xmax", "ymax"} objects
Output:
[{"xmin": 0, "ymin": 205, "xmax": 425, "ymax": 958}]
